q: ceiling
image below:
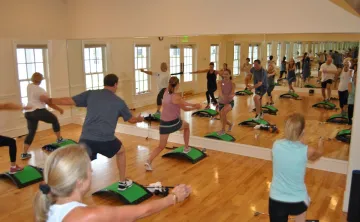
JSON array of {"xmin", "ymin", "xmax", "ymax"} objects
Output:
[{"xmin": 330, "ymin": 0, "xmax": 360, "ymax": 17}]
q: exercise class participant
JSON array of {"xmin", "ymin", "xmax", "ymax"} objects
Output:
[
  {"xmin": 145, "ymin": 77, "xmax": 201, "ymax": 171},
  {"xmin": 319, "ymin": 55, "xmax": 338, "ymax": 101},
  {"xmin": 348, "ymin": 66, "xmax": 357, "ymax": 126},
  {"xmin": 242, "ymin": 58, "xmax": 252, "ymax": 90},
  {"xmin": 22, "ymin": 72, "xmax": 64, "ymax": 160},
  {"xmin": 191, "ymin": 62, "xmax": 221, "ymax": 109},
  {"xmin": 301, "ymin": 53, "xmax": 311, "ymax": 87},
  {"xmin": 337, "ymin": 60, "xmax": 352, "ymax": 116},
  {"xmin": 0, "ymin": 103, "xmax": 31, "ymax": 173},
  {"xmin": 269, "ymin": 113, "xmax": 325, "ymax": 222},
  {"xmin": 295, "ymin": 51, "xmax": 301, "ymax": 73},
  {"xmin": 287, "ymin": 58, "xmax": 297, "ymax": 93},
  {"xmin": 248, "ymin": 60, "xmax": 268, "ymax": 120},
  {"xmin": 217, "ymin": 70, "xmax": 235, "ymax": 136},
  {"xmin": 34, "ymin": 145, "xmax": 192, "ymax": 222},
  {"xmin": 140, "ymin": 62, "xmax": 169, "ymax": 115},
  {"xmin": 41, "ymin": 74, "xmax": 143, "ymax": 191},
  {"xmin": 220, "ymin": 63, "xmax": 231, "ymax": 75},
  {"xmin": 267, "ymin": 55, "xmax": 276, "ymax": 69},
  {"xmin": 279, "ymin": 56, "xmax": 287, "ymax": 79},
  {"xmin": 266, "ymin": 63, "xmax": 276, "ymax": 105}
]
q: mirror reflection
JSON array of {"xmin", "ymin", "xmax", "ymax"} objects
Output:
[{"xmin": 66, "ymin": 34, "xmax": 359, "ymax": 162}]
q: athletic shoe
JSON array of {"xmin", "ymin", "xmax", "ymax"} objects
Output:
[
  {"xmin": 260, "ymin": 112, "xmax": 264, "ymax": 119},
  {"xmin": 118, "ymin": 179, "xmax": 133, "ymax": 191},
  {"xmin": 9, "ymin": 165, "xmax": 24, "ymax": 174},
  {"xmin": 145, "ymin": 162, "xmax": 153, "ymax": 171},
  {"xmin": 228, "ymin": 123, "xmax": 234, "ymax": 132},
  {"xmin": 254, "ymin": 114, "xmax": 261, "ymax": 121},
  {"xmin": 21, "ymin": 153, "xmax": 32, "ymax": 160},
  {"xmin": 217, "ymin": 130, "xmax": 226, "ymax": 136},
  {"xmin": 205, "ymin": 105, "xmax": 210, "ymax": 109},
  {"xmin": 183, "ymin": 147, "xmax": 191, "ymax": 154},
  {"xmin": 57, "ymin": 137, "xmax": 64, "ymax": 143}
]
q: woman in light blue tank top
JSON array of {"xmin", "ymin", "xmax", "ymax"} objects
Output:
[{"xmin": 269, "ymin": 113, "xmax": 325, "ymax": 221}]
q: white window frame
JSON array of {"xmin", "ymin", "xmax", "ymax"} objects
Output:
[
  {"xmin": 183, "ymin": 46, "xmax": 194, "ymax": 82},
  {"xmin": 248, "ymin": 44, "xmax": 259, "ymax": 63},
  {"xmin": 15, "ymin": 45, "xmax": 49, "ymax": 106},
  {"xmin": 170, "ymin": 45, "xmax": 181, "ymax": 79},
  {"xmin": 285, "ymin": 42, "xmax": 290, "ymax": 60},
  {"xmin": 267, "ymin": 43, "xmax": 272, "ymax": 60},
  {"xmin": 233, "ymin": 44, "xmax": 241, "ymax": 76},
  {"xmin": 210, "ymin": 44, "xmax": 219, "ymax": 70},
  {"xmin": 276, "ymin": 43, "xmax": 281, "ymax": 66},
  {"xmin": 134, "ymin": 45, "xmax": 151, "ymax": 95},
  {"xmin": 83, "ymin": 44, "xmax": 107, "ymax": 91}
]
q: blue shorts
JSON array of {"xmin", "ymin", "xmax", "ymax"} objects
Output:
[
  {"xmin": 255, "ymin": 87, "xmax": 267, "ymax": 97},
  {"xmin": 79, "ymin": 138, "xmax": 122, "ymax": 161},
  {"xmin": 219, "ymin": 100, "xmax": 234, "ymax": 111}
]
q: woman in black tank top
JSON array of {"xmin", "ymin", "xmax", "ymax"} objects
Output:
[{"xmin": 192, "ymin": 62, "xmax": 222, "ymax": 109}]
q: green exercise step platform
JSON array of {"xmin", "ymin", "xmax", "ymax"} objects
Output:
[
  {"xmin": 304, "ymin": 84, "xmax": 318, "ymax": 88},
  {"xmin": 0, "ymin": 165, "xmax": 43, "ymax": 188},
  {"xmin": 92, "ymin": 181, "xmax": 153, "ymax": 205},
  {"xmin": 192, "ymin": 109, "xmax": 218, "ymax": 118},
  {"xmin": 312, "ymin": 101, "xmax": 337, "ymax": 110},
  {"xmin": 326, "ymin": 114, "xmax": 349, "ymax": 124},
  {"xmin": 235, "ymin": 89, "xmax": 253, "ymax": 96},
  {"xmin": 42, "ymin": 139, "xmax": 78, "ymax": 152},
  {"xmin": 204, "ymin": 132, "xmax": 235, "ymax": 142},
  {"xmin": 144, "ymin": 113, "xmax": 161, "ymax": 122},
  {"xmin": 280, "ymin": 92, "xmax": 300, "ymax": 99},
  {"xmin": 336, "ymin": 129, "xmax": 351, "ymax": 144},
  {"xmin": 239, "ymin": 118, "xmax": 270, "ymax": 127},
  {"xmin": 162, "ymin": 146, "xmax": 207, "ymax": 164},
  {"xmin": 252, "ymin": 105, "xmax": 278, "ymax": 115}
]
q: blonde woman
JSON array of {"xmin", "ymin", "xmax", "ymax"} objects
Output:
[
  {"xmin": 217, "ymin": 70, "xmax": 235, "ymax": 135},
  {"xmin": 0, "ymin": 103, "xmax": 31, "ymax": 173},
  {"xmin": 22, "ymin": 72, "xmax": 64, "ymax": 160},
  {"xmin": 269, "ymin": 113, "xmax": 324, "ymax": 221},
  {"xmin": 266, "ymin": 63, "xmax": 276, "ymax": 105},
  {"xmin": 34, "ymin": 145, "xmax": 191, "ymax": 222}
]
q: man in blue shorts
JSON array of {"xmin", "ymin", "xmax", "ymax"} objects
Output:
[
  {"xmin": 41, "ymin": 74, "xmax": 144, "ymax": 191},
  {"xmin": 248, "ymin": 60, "xmax": 268, "ymax": 120}
]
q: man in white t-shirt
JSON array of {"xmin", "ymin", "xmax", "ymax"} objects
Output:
[
  {"xmin": 319, "ymin": 55, "xmax": 339, "ymax": 101},
  {"xmin": 140, "ymin": 62, "xmax": 170, "ymax": 115},
  {"xmin": 242, "ymin": 58, "xmax": 252, "ymax": 90},
  {"xmin": 337, "ymin": 60, "xmax": 353, "ymax": 115}
]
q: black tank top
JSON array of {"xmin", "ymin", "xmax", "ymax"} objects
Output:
[{"xmin": 207, "ymin": 70, "xmax": 217, "ymax": 90}]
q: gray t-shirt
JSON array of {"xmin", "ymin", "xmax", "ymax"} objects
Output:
[
  {"xmin": 250, "ymin": 67, "xmax": 268, "ymax": 89},
  {"xmin": 72, "ymin": 89, "xmax": 132, "ymax": 141}
]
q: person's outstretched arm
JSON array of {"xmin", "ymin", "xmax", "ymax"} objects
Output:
[
  {"xmin": 41, "ymin": 95, "xmax": 76, "ymax": 106},
  {"xmin": 63, "ymin": 184, "xmax": 191, "ymax": 222},
  {"xmin": 191, "ymin": 69, "xmax": 209, "ymax": 74},
  {"xmin": 307, "ymin": 137, "xmax": 324, "ymax": 161},
  {"xmin": 172, "ymin": 94, "xmax": 201, "ymax": 111},
  {"xmin": 140, "ymin": 69, "xmax": 153, "ymax": 75},
  {"xmin": 0, "ymin": 103, "xmax": 24, "ymax": 110}
]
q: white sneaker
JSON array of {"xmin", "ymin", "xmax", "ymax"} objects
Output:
[
  {"xmin": 228, "ymin": 123, "xmax": 234, "ymax": 132},
  {"xmin": 118, "ymin": 179, "xmax": 133, "ymax": 191},
  {"xmin": 260, "ymin": 112, "xmax": 264, "ymax": 119},
  {"xmin": 145, "ymin": 162, "xmax": 153, "ymax": 171},
  {"xmin": 183, "ymin": 147, "xmax": 191, "ymax": 154},
  {"xmin": 254, "ymin": 114, "xmax": 261, "ymax": 121}
]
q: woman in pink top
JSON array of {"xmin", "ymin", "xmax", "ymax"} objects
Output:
[
  {"xmin": 145, "ymin": 77, "xmax": 201, "ymax": 171},
  {"xmin": 217, "ymin": 70, "xmax": 235, "ymax": 136}
]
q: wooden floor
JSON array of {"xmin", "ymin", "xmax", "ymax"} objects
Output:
[
  {"xmin": 0, "ymin": 124, "xmax": 347, "ymax": 221},
  {"xmin": 124, "ymin": 88, "xmax": 350, "ymax": 161}
]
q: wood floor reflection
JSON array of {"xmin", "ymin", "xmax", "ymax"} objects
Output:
[{"xmin": 0, "ymin": 124, "xmax": 347, "ymax": 222}]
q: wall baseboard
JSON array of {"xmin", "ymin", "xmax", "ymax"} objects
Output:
[{"xmin": 75, "ymin": 117, "xmax": 348, "ymax": 174}]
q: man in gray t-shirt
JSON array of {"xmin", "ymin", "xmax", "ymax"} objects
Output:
[
  {"xmin": 41, "ymin": 74, "xmax": 143, "ymax": 191},
  {"xmin": 249, "ymin": 60, "xmax": 268, "ymax": 120}
]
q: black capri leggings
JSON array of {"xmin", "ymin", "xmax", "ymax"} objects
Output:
[
  {"xmin": 24, "ymin": 109, "xmax": 60, "ymax": 145},
  {"xmin": 0, "ymin": 135, "xmax": 17, "ymax": 162},
  {"xmin": 348, "ymin": 104, "xmax": 354, "ymax": 125},
  {"xmin": 157, "ymin": 88, "xmax": 166, "ymax": 106},
  {"xmin": 338, "ymin": 90, "xmax": 348, "ymax": 109},
  {"xmin": 267, "ymin": 85, "xmax": 275, "ymax": 97},
  {"xmin": 206, "ymin": 89, "xmax": 217, "ymax": 104}
]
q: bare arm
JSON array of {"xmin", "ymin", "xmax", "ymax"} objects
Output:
[
  {"xmin": 307, "ymin": 137, "xmax": 324, "ymax": 161},
  {"xmin": 41, "ymin": 95, "xmax": 76, "ymax": 106},
  {"xmin": 253, "ymin": 81, "xmax": 263, "ymax": 89},
  {"xmin": 191, "ymin": 69, "xmax": 209, "ymax": 74},
  {"xmin": 140, "ymin": 69, "xmax": 153, "ymax": 75},
  {"xmin": 127, "ymin": 114, "xmax": 144, "ymax": 124},
  {"xmin": 267, "ymin": 71, "xmax": 276, "ymax": 77},
  {"xmin": 348, "ymin": 81, "xmax": 353, "ymax": 93},
  {"xmin": 48, "ymin": 104, "xmax": 64, "ymax": 114},
  {"xmin": 172, "ymin": 94, "xmax": 201, "ymax": 111},
  {"xmin": 217, "ymin": 81, "xmax": 223, "ymax": 98},
  {"xmin": 0, "ymin": 103, "xmax": 23, "ymax": 110}
]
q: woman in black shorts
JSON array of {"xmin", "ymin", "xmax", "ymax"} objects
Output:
[
  {"xmin": 217, "ymin": 70, "xmax": 235, "ymax": 135},
  {"xmin": 287, "ymin": 58, "xmax": 296, "ymax": 92}
]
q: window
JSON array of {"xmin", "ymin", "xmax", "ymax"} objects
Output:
[
  {"xmin": 285, "ymin": 42, "xmax": 290, "ymax": 60},
  {"xmin": 293, "ymin": 42, "xmax": 302, "ymax": 59},
  {"xmin": 210, "ymin": 45, "xmax": 219, "ymax": 70},
  {"xmin": 305, "ymin": 43, "xmax": 309, "ymax": 53},
  {"xmin": 134, "ymin": 45, "xmax": 151, "ymax": 94},
  {"xmin": 248, "ymin": 44, "xmax": 259, "ymax": 63},
  {"xmin": 16, "ymin": 46, "xmax": 48, "ymax": 105},
  {"xmin": 183, "ymin": 46, "xmax": 193, "ymax": 82},
  {"xmin": 233, "ymin": 44, "xmax": 240, "ymax": 75},
  {"xmin": 276, "ymin": 43, "xmax": 281, "ymax": 66},
  {"xmin": 267, "ymin": 43, "xmax": 272, "ymax": 60},
  {"xmin": 84, "ymin": 45, "xmax": 106, "ymax": 91},
  {"xmin": 170, "ymin": 46, "xmax": 181, "ymax": 79}
]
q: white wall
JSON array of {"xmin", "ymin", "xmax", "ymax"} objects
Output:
[
  {"xmin": 67, "ymin": 36, "xmax": 227, "ymax": 109},
  {"xmin": 67, "ymin": 0, "xmax": 360, "ymax": 39},
  {"xmin": 0, "ymin": 0, "xmax": 68, "ymax": 39}
]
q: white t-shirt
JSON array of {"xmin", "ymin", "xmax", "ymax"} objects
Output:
[
  {"xmin": 320, "ymin": 63, "xmax": 337, "ymax": 82},
  {"xmin": 338, "ymin": 70, "xmax": 353, "ymax": 91},
  {"xmin": 155, "ymin": 72, "xmax": 170, "ymax": 92},
  {"xmin": 26, "ymin": 83, "xmax": 48, "ymax": 112},
  {"xmin": 47, "ymin": 201, "xmax": 87, "ymax": 222}
]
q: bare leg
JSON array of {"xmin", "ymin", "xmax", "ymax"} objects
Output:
[
  {"xmin": 148, "ymin": 134, "xmax": 169, "ymax": 164},
  {"xmin": 179, "ymin": 121, "xmax": 190, "ymax": 150},
  {"xmin": 295, "ymin": 212, "xmax": 306, "ymax": 222},
  {"xmin": 321, "ymin": 88, "xmax": 326, "ymax": 100},
  {"xmin": 55, "ymin": 131, "xmax": 61, "ymax": 140},
  {"xmin": 254, "ymin": 95, "xmax": 261, "ymax": 115},
  {"xmin": 327, "ymin": 84, "xmax": 332, "ymax": 100},
  {"xmin": 116, "ymin": 146, "xmax": 126, "ymax": 181},
  {"xmin": 221, "ymin": 105, "xmax": 232, "ymax": 131},
  {"xmin": 156, "ymin": 105, "xmax": 161, "ymax": 112}
]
